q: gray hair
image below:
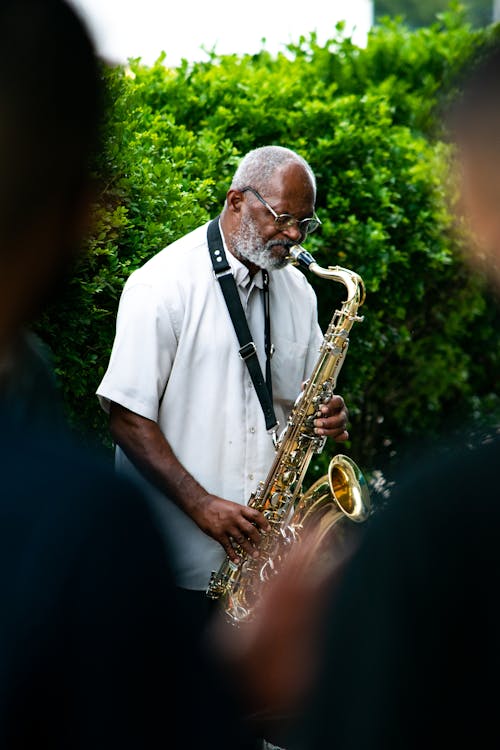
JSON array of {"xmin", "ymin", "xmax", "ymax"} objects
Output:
[{"xmin": 230, "ymin": 145, "xmax": 316, "ymax": 198}]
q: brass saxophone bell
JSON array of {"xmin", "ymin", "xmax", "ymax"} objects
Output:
[
  {"xmin": 291, "ymin": 454, "xmax": 371, "ymax": 537},
  {"xmin": 288, "ymin": 455, "xmax": 372, "ymax": 581},
  {"xmin": 327, "ymin": 454, "xmax": 371, "ymax": 521}
]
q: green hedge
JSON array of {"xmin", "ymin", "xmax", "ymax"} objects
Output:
[{"xmin": 36, "ymin": 5, "xmax": 500, "ymax": 481}]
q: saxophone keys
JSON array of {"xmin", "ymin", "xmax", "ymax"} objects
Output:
[{"xmin": 270, "ymin": 492, "xmax": 282, "ymax": 507}]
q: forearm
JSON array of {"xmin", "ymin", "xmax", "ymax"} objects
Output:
[
  {"xmin": 109, "ymin": 403, "xmax": 270, "ymax": 559},
  {"xmin": 109, "ymin": 402, "xmax": 207, "ymax": 518}
]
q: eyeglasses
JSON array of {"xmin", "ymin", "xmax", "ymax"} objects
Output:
[{"xmin": 240, "ymin": 186, "xmax": 321, "ymax": 236}]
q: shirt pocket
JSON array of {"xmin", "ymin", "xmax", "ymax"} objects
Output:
[{"xmin": 271, "ymin": 334, "xmax": 309, "ymax": 410}]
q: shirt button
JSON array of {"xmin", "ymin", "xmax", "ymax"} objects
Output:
[
  {"xmin": 249, "ymin": 426, "xmax": 256, "ymax": 434},
  {"xmin": 248, "ymin": 473, "xmax": 254, "ymax": 481}
]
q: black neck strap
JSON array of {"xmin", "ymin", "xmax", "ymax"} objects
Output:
[
  {"xmin": 262, "ymin": 268, "xmax": 273, "ymax": 400},
  {"xmin": 207, "ymin": 217, "xmax": 278, "ymax": 433}
]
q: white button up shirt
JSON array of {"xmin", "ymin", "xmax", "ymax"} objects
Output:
[{"xmin": 97, "ymin": 221, "xmax": 323, "ymax": 590}]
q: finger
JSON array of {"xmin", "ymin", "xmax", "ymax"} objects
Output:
[
  {"xmin": 314, "ymin": 420, "xmax": 349, "ymax": 441},
  {"xmin": 316, "ymin": 425, "xmax": 349, "ymax": 439},
  {"xmin": 233, "ymin": 534, "xmax": 260, "ymax": 559},
  {"xmin": 228, "ymin": 528, "xmax": 259, "ymax": 559},
  {"xmin": 233, "ymin": 515, "xmax": 264, "ymax": 547},
  {"xmin": 222, "ymin": 535, "xmax": 240, "ymax": 563},
  {"xmin": 314, "ymin": 414, "xmax": 348, "ymax": 433},
  {"xmin": 321, "ymin": 394, "xmax": 345, "ymax": 413},
  {"xmin": 240, "ymin": 519, "xmax": 267, "ymax": 546},
  {"xmin": 319, "ymin": 404, "xmax": 348, "ymax": 424},
  {"xmin": 242, "ymin": 507, "xmax": 271, "ymax": 533}
]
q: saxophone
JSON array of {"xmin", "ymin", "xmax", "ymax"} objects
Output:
[{"xmin": 206, "ymin": 245, "xmax": 371, "ymax": 624}]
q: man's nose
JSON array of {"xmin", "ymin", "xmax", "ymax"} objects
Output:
[{"xmin": 282, "ymin": 223, "xmax": 304, "ymax": 243}]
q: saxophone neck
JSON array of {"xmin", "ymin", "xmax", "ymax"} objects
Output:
[{"xmin": 288, "ymin": 245, "xmax": 365, "ymax": 307}]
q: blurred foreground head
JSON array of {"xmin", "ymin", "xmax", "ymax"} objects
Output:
[
  {"xmin": 0, "ymin": 0, "xmax": 102, "ymax": 338},
  {"xmin": 447, "ymin": 42, "xmax": 500, "ymax": 290}
]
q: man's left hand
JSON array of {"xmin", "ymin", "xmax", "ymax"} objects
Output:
[{"xmin": 313, "ymin": 394, "xmax": 349, "ymax": 442}]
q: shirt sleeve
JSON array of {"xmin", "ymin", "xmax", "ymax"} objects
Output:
[{"xmin": 96, "ymin": 281, "xmax": 178, "ymax": 421}]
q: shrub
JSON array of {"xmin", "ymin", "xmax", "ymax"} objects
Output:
[{"xmin": 35, "ymin": 6, "xmax": 500, "ymax": 483}]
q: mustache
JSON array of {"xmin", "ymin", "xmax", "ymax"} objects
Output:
[{"xmin": 267, "ymin": 239, "xmax": 294, "ymax": 250}]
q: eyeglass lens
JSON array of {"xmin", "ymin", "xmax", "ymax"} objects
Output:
[
  {"xmin": 242, "ymin": 187, "xmax": 320, "ymax": 234},
  {"xmin": 275, "ymin": 215, "xmax": 318, "ymax": 234}
]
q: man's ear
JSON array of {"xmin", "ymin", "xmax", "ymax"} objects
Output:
[{"xmin": 225, "ymin": 189, "xmax": 244, "ymax": 215}]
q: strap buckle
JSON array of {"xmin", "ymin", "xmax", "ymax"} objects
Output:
[
  {"xmin": 239, "ymin": 342, "xmax": 257, "ymax": 360},
  {"xmin": 268, "ymin": 424, "xmax": 279, "ymax": 447},
  {"xmin": 213, "ymin": 267, "xmax": 232, "ymax": 280}
]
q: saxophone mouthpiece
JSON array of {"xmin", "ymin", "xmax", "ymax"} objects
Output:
[{"xmin": 287, "ymin": 245, "xmax": 316, "ymax": 270}]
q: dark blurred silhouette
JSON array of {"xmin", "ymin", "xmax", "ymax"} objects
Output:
[
  {"xmin": 210, "ymin": 41, "xmax": 500, "ymax": 750},
  {"xmin": 0, "ymin": 328, "xmax": 67, "ymax": 434},
  {"xmin": 0, "ymin": 0, "xmax": 98, "ymax": 436},
  {"xmin": 0, "ymin": 2, "xmax": 256, "ymax": 748},
  {"xmin": 446, "ymin": 41, "xmax": 500, "ymax": 295},
  {"xmin": 293, "ymin": 433, "xmax": 499, "ymax": 749}
]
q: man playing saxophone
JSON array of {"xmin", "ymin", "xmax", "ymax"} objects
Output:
[{"xmin": 97, "ymin": 145, "xmax": 350, "ymax": 638}]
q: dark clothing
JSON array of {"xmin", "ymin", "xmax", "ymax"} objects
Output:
[
  {"xmin": 297, "ymin": 434, "xmax": 500, "ymax": 750},
  {"xmin": 175, "ymin": 586, "xmax": 220, "ymax": 630},
  {"xmin": 175, "ymin": 587, "xmax": 266, "ymax": 750},
  {"xmin": 0, "ymin": 424, "xmax": 254, "ymax": 749},
  {"xmin": 0, "ymin": 329, "xmax": 66, "ymax": 434}
]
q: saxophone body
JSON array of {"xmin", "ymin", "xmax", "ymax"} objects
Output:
[{"xmin": 206, "ymin": 246, "xmax": 371, "ymax": 624}]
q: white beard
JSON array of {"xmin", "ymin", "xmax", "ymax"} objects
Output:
[{"xmin": 232, "ymin": 213, "xmax": 291, "ymax": 271}]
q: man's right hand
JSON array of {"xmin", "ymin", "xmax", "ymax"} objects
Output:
[{"xmin": 193, "ymin": 494, "xmax": 270, "ymax": 563}]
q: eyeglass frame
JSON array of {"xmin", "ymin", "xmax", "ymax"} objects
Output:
[{"xmin": 239, "ymin": 186, "xmax": 321, "ymax": 236}]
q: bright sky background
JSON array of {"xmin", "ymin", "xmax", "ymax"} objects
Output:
[{"xmin": 69, "ymin": 0, "xmax": 374, "ymax": 68}]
